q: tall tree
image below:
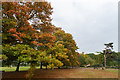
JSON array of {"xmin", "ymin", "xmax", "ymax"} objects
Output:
[
  {"xmin": 54, "ymin": 29, "xmax": 79, "ymax": 67},
  {"xmin": 28, "ymin": 2, "xmax": 56, "ymax": 69},
  {"xmin": 2, "ymin": 2, "xmax": 56, "ymax": 70}
]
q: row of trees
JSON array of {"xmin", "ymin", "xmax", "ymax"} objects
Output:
[
  {"xmin": 78, "ymin": 52, "xmax": 120, "ymax": 67},
  {"xmin": 2, "ymin": 2, "xmax": 80, "ymax": 71}
]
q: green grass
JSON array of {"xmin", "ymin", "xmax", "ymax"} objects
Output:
[
  {"xmin": 105, "ymin": 69, "xmax": 118, "ymax": 73},
  {"xmin": 0, "ymin": 66, "xmax": 45, "ymax": 72}
]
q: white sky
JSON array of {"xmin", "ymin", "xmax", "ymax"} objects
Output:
[{"xmin": 47, "ymin": 0, "xmax": 119, "ymax": 54}]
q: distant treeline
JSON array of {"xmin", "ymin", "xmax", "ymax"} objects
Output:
[{"xmin": 78, "ymin": 52, "xmax": 120, "ymax": 68}]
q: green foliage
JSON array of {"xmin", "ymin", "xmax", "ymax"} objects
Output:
[
  {"xmin": 106, "ymin": 52, "xmax": 119, "ymax": 66},
  {"xmin": 95, "ymin": 54, "xmax": 104, "ymax": 65},
  {"xmin": 2, "ymin": 44, "xmax": 37, "ymax": 65},
  {"xmin": 78, "ymin": 54, "xmax": 86, "ymax": 66},
  {"xmin": 85, "ymin": 56, "xmax": 95, "ymax": 66},
  {"xmin": 86, "ymin": 52, "xmax": 120, "ymax": 67},
  {"xmin": 0, "ymin": 54, "xmax": 8, "ymax": 60},
  {"xmin": 78, "ymin": 53, "xmax": 95, "ymax": 66}
]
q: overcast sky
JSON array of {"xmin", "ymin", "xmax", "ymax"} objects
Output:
[{"xmin": 47, "ymin": 0, "xmax": 119, "ymax": 54}]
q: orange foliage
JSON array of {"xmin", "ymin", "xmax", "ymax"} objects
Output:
[
  {"xmin": 32, "ymin": 41, "xmax": 38, "ymax": 46},
  {"xmin": 8, "ymin": 28, "xmax": 17, "ymax": 33},
  {"xmin": 39, "ymin": 43, "xmax": 43, "ymax": 46},
  {"xmin": 18, "ymin": 33, "xmax": 26, "ymax": 38},
  {"xmin": 11, "ymin": 34, "xmax": 22, "ymax": 41}
]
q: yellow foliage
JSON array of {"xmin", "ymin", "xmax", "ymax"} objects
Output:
[
  {"xmin": 52, "ymin": 64, "xmax": 54, "ymax": 67},
  {"xmin": 47, "ymin": 65, "xmax": 51, "ymax": 69},
  {"xmin": 63, "ymin": 55, "xmax": 68, "ymax": 58},
  {"xmin": 71, "ymin": 55, "xmax": 73, "ymax": 57},
  {"xmin": 63, "ymin": 48, "xmax": 67, "ymax": 52},
  {"xmin": 60, "ymin": 63, "xmax": 63, "ymax": 66},
  {"xmin": 58, "ymin": 44, "xmax": 63, "ymax": 47},
  {"xmin": 58, "ymin": 53, "xmax": 62, "ymax": 55},
  {"xmin": 55, "ymin": 54, "xmax": 58, "ymax": 57},
  {"xmin": 67, "ymin": 59, "xmax": 69, "ymax": 61},
  {"xmin": 48, "ymin": 55, "xmax": 51, "ymax": 58},
  {"xmin": 48, "ymin": 60, "xmax": 51, "ymax": 63}
]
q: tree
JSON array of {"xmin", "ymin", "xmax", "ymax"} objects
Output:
[
  {"xmin": 2, "ymin": 2, "xmax": 37, "ymax": 45},
  {"xmin": 94, "ymin": 51, "xmax": 105, "ymax": 67},
  {"xmin": 86, "ymin": 53, "xmax": 97, "ymax": 60},
  {"xmin": 48, "ymin": 41, "xmax": 70, "ymax": 68},
  {"xmin": 78, "ymin": 54, "xmax": 86, "ymax": 66},
  {"xmin": 106, "ymin": 51, "xmax": 119, "ymax": 66},
  {"xmin": 29, "ymin": 2, "xmax": 56, "ymax": 69},
  {"xmin": 2, "ymin": 2, "xmax": 56, "ymax": 70},
  {"xmin": 2, "ymin": 2, "xmax": 39, "ymax": 72},
  {"xmin": 85, "ymin": 56, "xmax": 95, "ymax": 66},
  {"xmin": 2, "ymin": 2, "xmax": 55, "ymax": 46},
  {"xmin": 104, "ymin": 42, "xmax": 113, "ymax": 68},
  {"xmin": 54, "ymin": 29, "xmax": 79, "ymax": 67},
  {"xmin": 2, "ymin": 44, "xmax": 38, "ymax": 71}
]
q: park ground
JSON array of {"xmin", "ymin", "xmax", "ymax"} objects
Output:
[{"xmin": 1, "ymin": 67, "xmax": 118, "ymax": 79}]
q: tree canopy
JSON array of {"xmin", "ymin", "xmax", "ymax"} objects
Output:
[{"xmin": 2, "ymin": 1, "xmax": 80, "ymax": 72}]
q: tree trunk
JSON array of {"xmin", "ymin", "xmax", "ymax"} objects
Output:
[
  {"xmin": 16, "ymin": 62, "xmax": 20, "ymax": 72},
  {"xmin": 104, "ymin": 54, "xmax": 106, "ymax": 68},
  {"xmin": 40, "ymin": 62, "xmax": 42, "ymax": 69},
  {"xmin": 66, "ymin": 66, "xmax": 67, "ymax": 69},
  {"xmin": 58, "ymin": 67, "xmax": 60, "ymax": 69},
  {"xmin": 104, "ymin": 49, "xmax": 107, "ymax": 69},
  {"xmin": 46, "ymin": 65, "xmax": 47, "ymax": 69}
]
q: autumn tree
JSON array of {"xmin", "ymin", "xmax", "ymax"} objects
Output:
[
  {"xmin": 54, "ymin": 29, "xmax": 79, "ymax": 68},
  {"xmin": 2, "ymin": 1, "xmax": 80, "ymax": 73},
  {"xmin": 2, "ymin": 2, "xmax": 39, "ymax": 71},
  {"xmin": 2, "ymin": 2, "xmax": 55, "ymax": 45},
  {"xmin": 2, "ymin": 2, "xmax": 64, "ymax": 70},
  {"xmin": 2, "ymin": 1, "xmax": 53, "ymax": 66},
  {"xmin": 28, "ymin": 2, "xmax": 57, "ymax": 69},
  {"xmin": 2, "ymin": 2, "xmax": 37, "ymax": 45},
  {"xmin": 47, "ymin": 41, "xmax": 70, "ymax": 69}
]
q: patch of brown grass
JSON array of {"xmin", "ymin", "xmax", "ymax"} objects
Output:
[{"xmin": 2, "ymin": 68, "xmax": 118, "ymax": 79}]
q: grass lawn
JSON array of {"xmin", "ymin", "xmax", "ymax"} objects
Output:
[
  {"xmin": 0, "ymin": 66, "xmax": 45, "ymax": 72},
  {"xmin": 2, "ymin": 68, "xmax": 118, "ymax": 79},
  {"xmin": 105, "ymin": 69, "xmax": 118, "ymax": 73}
]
